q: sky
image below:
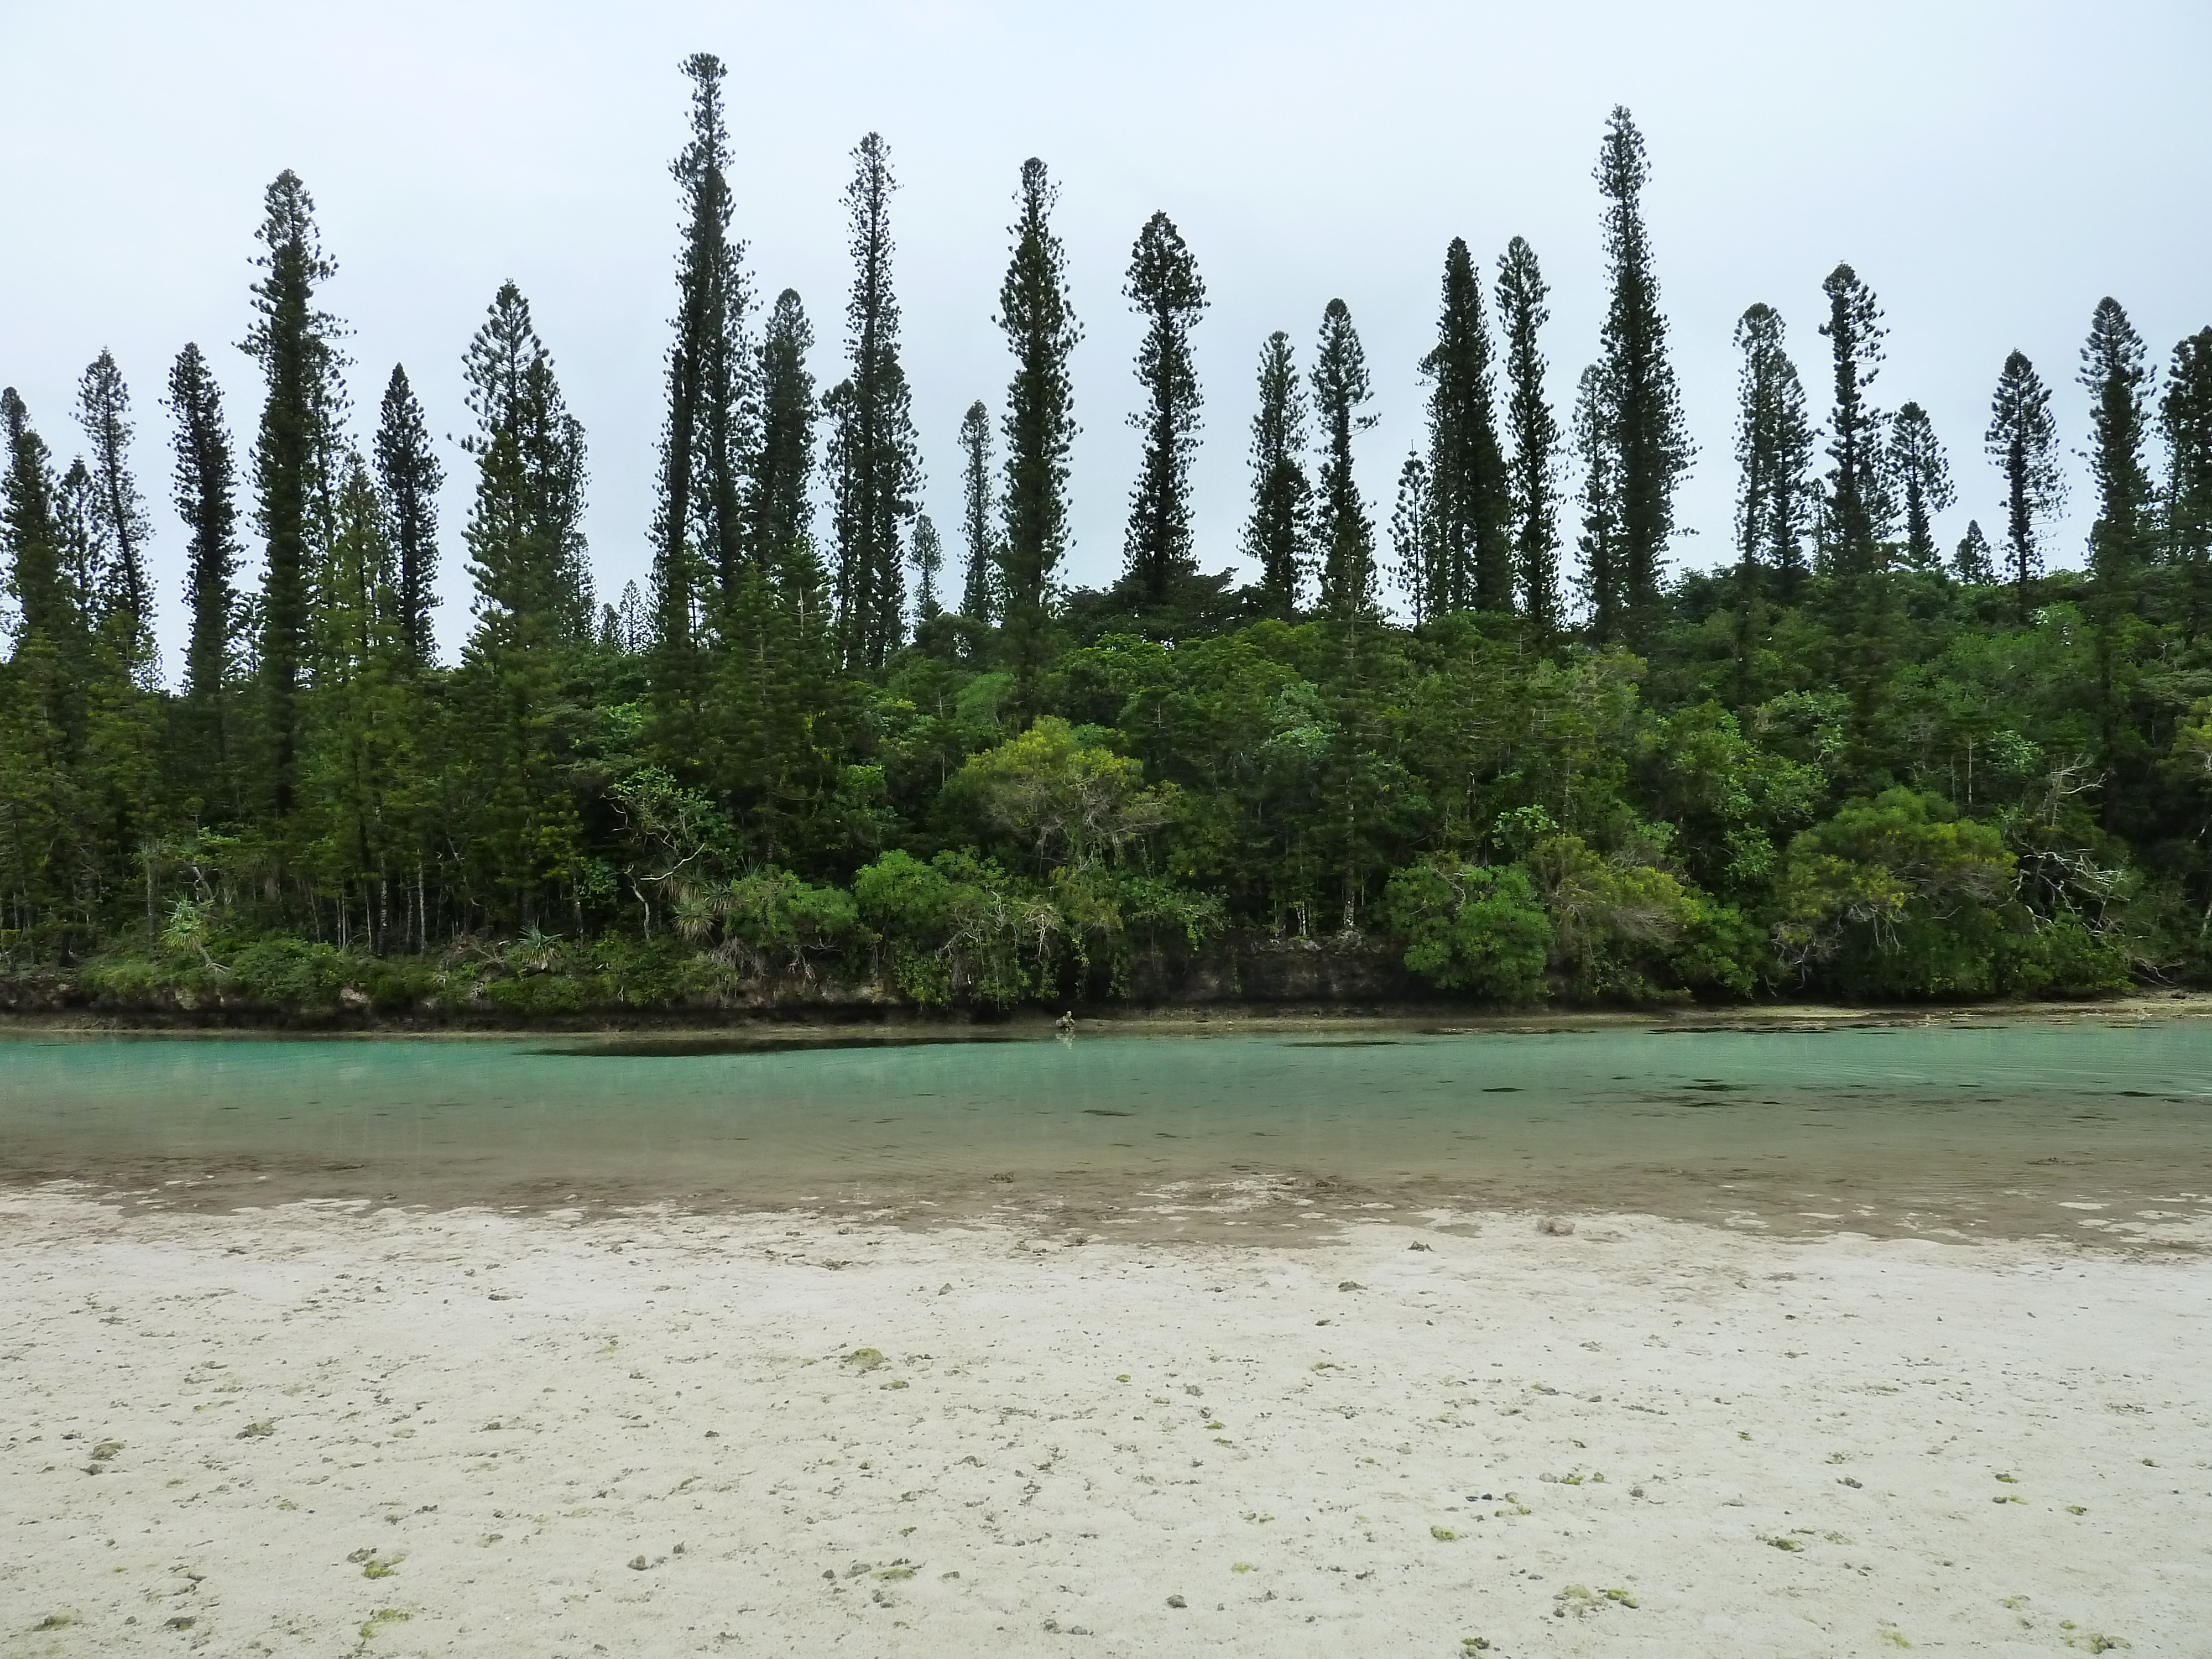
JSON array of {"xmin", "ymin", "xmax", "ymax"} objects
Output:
[{"xmin": 3, "ymin": 0, "xmax": 2208, "ymax": 672}]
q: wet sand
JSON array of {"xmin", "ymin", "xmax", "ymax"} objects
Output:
[{"xmin": 4, "ymin": 1189, "xmax": 2206, "ymax": 1657}]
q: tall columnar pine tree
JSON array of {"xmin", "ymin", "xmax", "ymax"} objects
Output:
[
  {"xmin": 750, "ymin": 288, "xmax": 817, "ymax": 568},
  {"xmin": 462, "ymin": 282, "xmax": 592, "ymax": 649},
  {"xmin": 1311, "ymin": 299, "xmax": 1379, "ymax": 624},
  {"xmin": 373, "ymin": 365, "xmax": 442, "ymax": 667},
  {"xmin": 241, "ymin": 169, "xmax": 348, "ymax": 820},
  {"xmin": 1120, "ymin": 211, "xmax": 1207, "ymax": 609},
  {"xmin": 1731, "ymin": 303, "xmax": 1817, "ymax": 598},
  {"xmin": 1572, "ymin": 360, "xmax": 1620, "ymax": 631},
  {"xmin": 2079, "ymin": 298, "xmax": 2154, "ymax": 586},
  {"xmin": 3, "ymin": 388, "xmax": 77, "ymax": 658},
  {"xmin": 1817, "ymin": 263, "xmax": 1890, "ymax": 578},
  {"xmin": 1885, "ymin": 403, "xmax": 1954, "ymax": 571},
  {"xmin": 74, "ymin": 351, "xmax": 153, "ymax": 660},
  {"xmin": 1241, "ymin": 331, "xmax": 1310, "ymax": 619},
  {"xmin": 1495, "ymin": 237, "xmax": 1561, "ymax": 632},
  {"xmin": 957, "ymin": 400, "xmax": 999, "ymax": 625},
  {"xmin": 1985, "ymin": 349, "xmax": 2065, "ymax": 620},
  {"xmin": 652, "ymin": 53, "xmax": 750, "ymax": 713},
  {"xmin": 829, "ymin": 133, "xmax": 921, "ymax": 671},
  {"xmin": 1420, "ymin": 237, "xmax": 1511, "ymax": 615},
  {"xmin": 1954, "ymin": 519, "xmax": 1996, "ymax": 585},
  {"xmin": 1390, "ymin": 450, "xmax": 1436, "ymax": 622},
  {"xmin": 164, "ymin": 345, "xmax": 243, "ymax": 786},
  {"xmin": 912, "ymin": 514, "xmax": 944, "ymax": 623},
  {"xmin": 302, "ymin": 455, "xmax": 416, "ymax": 946},
  {"xmin": 460, "ymin": 280, "xmax": 591, "ymax": 923},
  {"xmin": 1585, "ymin": 107, "xmax": 1692, "ymax": 644},
  {"xmin": 2164, "ymin": 328, "xmax": 2212, "ymax": 636},
  {"xmin": 1, "ymin": 388, "xmax": 82, "ymax": 938},
  {"xmin": 996, "ymin": 157, "xmax": 1080, "ymax": 695},
  {"xmin": 54, "ymin": 462, "xmax": 102, "ymax": 622}
]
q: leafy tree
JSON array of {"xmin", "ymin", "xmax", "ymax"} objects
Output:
[
  {"xmin": 1311, "ymin": 298, "xmax": 1379, "ymax": 624},
  {"xmin": 1420, "ymin": 237, "xmax": 1510, "ymax": 614},
  {"xmin": 996, "ymin": 157, "xmax": 1081, "ymax": 698},
  {"xmin": 1886, "ymin": 402, "xmax": 1954, "ymax": 571},
  {"xmin": 1384, "ymin": 853, "xmax": 1551, "ymax": 1001},
  {"xmin": 1985, "ymin": 349, "xmax": 2065, "ymax": 618},
  {"xmin": 241, "ymin": 169, "xmax": 348, "ymax": 820},
  {"xmin": 74, "ymin": 350, "xmax": 153, "ymax": 655},
  {"xmin": 1120, "ymin": 211, "xmax": 1207, "ymax": 608},
  {"xmin": 1586, "ymin": 107, "xmax": 1692, "ymax": 643},
  {"xmin": 1241, "ymin": 330, "xmax": 1310, "ymax": 619},
  {"xmin": 1495, "ymin": 237, "xmax": 1561, "ymax": 632},
  {"xmin": 957, "ymin": 399, "xmax": 998, "ymax": 625},
  {"xmin": 830, "ymin": 133, "xmax": 921, "ymax": 671},
  {"xmin": 750, "ymin": 288, "xmax": 817, "ymax": 567},
  {"xmin": 372, "ymin": 364, "xmax": 442, "ymax": 666}
]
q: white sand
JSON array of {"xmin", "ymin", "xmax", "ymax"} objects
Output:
[{"xmin": 3, "ymin": 1192, "xmax": 2206, "ymax": 1657}]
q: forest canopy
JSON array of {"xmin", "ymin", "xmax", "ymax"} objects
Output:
[{"xmin": 5, "ymin": 65, "xmax": 2211, "ymax": 1018}]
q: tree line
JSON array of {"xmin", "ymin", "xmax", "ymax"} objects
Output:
[{"xmin": 6, "ymin": 64, "xmax": 2212, "ymax": 1014}]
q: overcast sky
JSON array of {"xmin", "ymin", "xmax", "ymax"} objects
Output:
[{"xmin": 4, "ymin": 0, "xmax": 2208, "ymax": 671}]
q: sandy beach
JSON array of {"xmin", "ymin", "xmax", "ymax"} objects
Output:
[{"xmin": 3, "ymin": 1190, "xmax": 2205, "ymax": 1657}]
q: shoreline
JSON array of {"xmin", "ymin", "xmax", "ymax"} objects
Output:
[
  {"xmin": 3, "ymin": 1191, "xmax": 2200, "ymax": 1656},
  {"xmin": 6, "ymin": 988, "xmax": 2212, "ymax": 1041}
]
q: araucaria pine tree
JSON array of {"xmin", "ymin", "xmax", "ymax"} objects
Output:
[
  {"xmin": 74, "ymin": 349, "xmax": 153, "ymax": 660},
  {"xmin": 2080, "ymin": 297, "xmax": 2154, "ymax": 585},
  {"xmin": 1311, "ymin": 299, "xmax": 1379, "ymax": 624},
  {"xmin": 1241, "ymin": 331, "xmax": 1310, "ymax": 619},
  {"xmin": 2163, "ymin": 328, "xmax": 2212, "ymax": 635},
  {"xmin": 1885, "ymin": 403, "xmax": 1954, "ymax": 571},
  {"xmin": 164, "ymin": 344, "xmax": 242, "ymax": 784},
  {"xmin": 1495, "ymin": 237, "xmax": 1561, "ymax": 632},
  {"xmin": 459, "ymin": 280, "xmax": 592, "ymax": 922},
  {"xmin": 1120, "ymin": 211, "xmax": 1207, "ymax": 609},
  {"xmin": 1818, "ymin": 263, "xmax": 1890, "ymax": 577},
  {"xmin": 957, "ymin": 400, "xmax": 998, "ymax": 625},
  {"xmin": 651, "ymin": 53, "xmax": 750, "ymax": 706},
  {"xmin": 1420, "ymin": 237, "xmax": 1510, "ymax": 615},
  {"xmin": 1731, "ymin": 303, "xmax": 1816, "ymax": 597},
  {"xmin": 828, "ymin": 132, "xmax": 921, "ymax": 672},
  {"xmin": 995, "ymin": 157, "xmax": 1081, "ymax": 695},
  {"xmin": 912, "ymin": 514, "xmax": 944, "ymax": 623},
  {"xmin": 1985, "ymin": 349, "xmax": 2064, "ymax": 619},
  {"xmin": 1390, "ymin": 451, "xmax": 1435, "ymax": 622},
  {"xmin": 373, "ymin": 364, "xmax": 442, "ymax": 666},
  {"xmin": 242, "ymin": 169, "xmax": 348, "ymax": 820},
  {"xmin": 1583, "ymin": 107, "xmax": 1691, "ymax": 644},
  {"xmin": 749, "ymin": 288, "xmax": 817, "ymax": 568}
]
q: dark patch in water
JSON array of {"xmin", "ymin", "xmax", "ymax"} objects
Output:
[
  {"xmin": 536, "ymin": 1032, "xmax": 1036, "ymax": 1058},
  {"xmin": 1481, "ymin": 1086, "xmax": 1521, "ymax": 1093},
  {"xmin": 1290, "ymin": 1040, "xmax": 1403, "ymax": 1048},
  {"xmin": 1083, "ymin": 1109, "xmax": 1134, "ymax": 1117}
]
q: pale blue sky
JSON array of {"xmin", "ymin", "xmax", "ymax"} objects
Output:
[{"xmin": 3, "ymin": 0, "xmax": 2207, "ymax": 667}]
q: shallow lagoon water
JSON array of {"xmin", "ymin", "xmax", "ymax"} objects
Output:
[{"xmin": 2, "ymin": 1021, "xmax": 2207, "ymax": 1243}]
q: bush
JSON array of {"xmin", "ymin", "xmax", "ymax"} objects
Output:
[{"xmin": 1382, "ymin": 855, "xmax": 1553, "ymax": 1003}]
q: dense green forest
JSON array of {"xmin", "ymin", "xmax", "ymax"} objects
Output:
[{"xmin": 5, "ymin": 65, "xmax": 2211, "ymax": 1018}]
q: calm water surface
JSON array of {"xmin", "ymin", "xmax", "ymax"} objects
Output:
[{"xmin": 2, "ymin": 1022, "xmax": 2206, "ymax": 1241}]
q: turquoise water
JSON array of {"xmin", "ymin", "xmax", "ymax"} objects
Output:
[{"xmin": 2, "ymin": 1022, "xmax": 2206, "ymax": 1240}]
